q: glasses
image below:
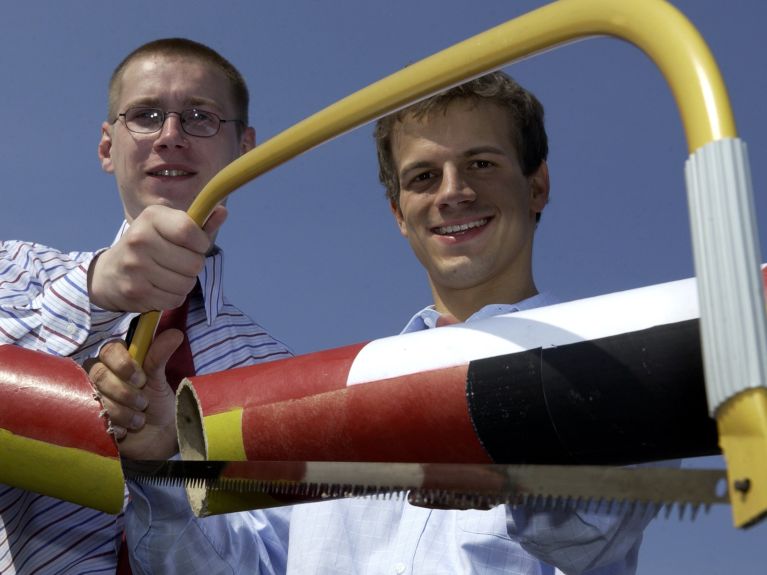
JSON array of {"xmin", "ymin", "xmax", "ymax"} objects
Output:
[{"xmin": 114, "ymin": 107, "xmax": 243, "ymax": 138}]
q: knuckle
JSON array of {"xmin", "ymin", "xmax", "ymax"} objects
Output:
[
  {"xmin": 102, "ymin": 343, "xmax": 132, "ymax": 371},
  {"xmin": 102, "ymin": 397, "xmax": 137, "ymax": 425},
  {"xmin": 123, "ymin": 229, "xmax": 151, "ymax": 253},
  {"xmin": 114, "ymin": 385, "xmax": 138, "ymax": 406},
  {"xmin": 122, "ymin": 281, "xmax": 151, "ymax": 305},
  {"xmin": 87, "ymin": 361, "xmax": 110, "ymax": 386}
]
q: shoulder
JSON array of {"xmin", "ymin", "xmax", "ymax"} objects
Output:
[
  {"xmin": 191, "ymin": 298, "xmax": 294, "ymax": 368},
  {"xmin": 0, "ymin": 241, "xmax": 96, "ymax": 308},
  {"xmin": 219, "ymin": 300, "xmax": 292, "ymax": 346},
  {"xmin": 0, "ymin": 240, "xmax": 93, "ymax": 286},
  {"xmin": 1, "ymin": 240, "xmax": 92, "ymax": 268}
]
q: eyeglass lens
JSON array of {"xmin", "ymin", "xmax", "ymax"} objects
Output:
[{"xmin": 124, "ymin": 108, "xmax": 221, "ymax": 137}]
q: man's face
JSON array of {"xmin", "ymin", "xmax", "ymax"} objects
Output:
[
  {"xmin": 390, "ymin": 100, "xmax": 548, "ymax": 298},
  {"xmin": 99, "ymin": 54, "xmax": 254, "ymax": 222}
]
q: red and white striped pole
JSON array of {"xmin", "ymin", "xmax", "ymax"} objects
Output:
[{"xmin": 179, "ymin": 272, "xmax": 752, "ymax": 471}]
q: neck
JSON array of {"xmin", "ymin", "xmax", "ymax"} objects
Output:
[{"xmin": 431, "ymin": 277, "xmax": 539, "ymax": 322}]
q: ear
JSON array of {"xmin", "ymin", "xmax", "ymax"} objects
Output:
[
  {"xmin": 528, "ymin": 160, "xmax": 550, "ymax": 216},
  {"xmin": 98, "ymin": 122, "xmax": 115, "ymax": 174},
  {"xmin": 390, "ymin": 198, "xmax": 408, "ymax": 237},
  {"xmin": 240, "ymin": 126, "xmax": 256, "ymax": 155}
]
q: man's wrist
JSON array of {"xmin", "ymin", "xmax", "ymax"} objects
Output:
[{"xmin": 87, "ymin": 248, "xmax": 124, "ymax": 312}]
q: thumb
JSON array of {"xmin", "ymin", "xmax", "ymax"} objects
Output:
[
  {"xmin": 202, "ymin": 205, "xmax": 228, "ymax": 242},
  {"xmin": 142, "ymin": 329, "xmax": 184, "ymax": 391}
]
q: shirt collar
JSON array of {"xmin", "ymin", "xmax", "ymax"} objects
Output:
[
  {"xmin": 113, "ymin": 220, "xmax": 225, "ymax": 325},
  {"xmin": 400, "ymin": 291, "xmax": 558, "ymax": 334}
]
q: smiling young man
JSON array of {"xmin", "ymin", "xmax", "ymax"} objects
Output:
[
  {"xmin": 0, "ymin": 39, "xmax": 291, "ymax": 574},
  {"xmin": 111, "ymin": 72, "xmax": 655, "ymax": 575},
  {"xmin": 283, "ymin": 70, "xmax": 652, "ymax": 575},
  {"xmin": 384, "ymin": 87, "xmax": 549, "ymax": 322}
]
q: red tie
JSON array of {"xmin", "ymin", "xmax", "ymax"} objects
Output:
[
  {"xmin": 117, "ymin": 289, "xmax": 197, "ymax": 574},
  {"xmin": 155, "ymin": 290, "xmax": 197, "ymax": 392},
  {"xmin": 436, "ymin": 313, "xmax": 459, "ymax": 327}
]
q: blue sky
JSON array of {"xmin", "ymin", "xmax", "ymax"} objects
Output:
[{"xmin": 1, "ymin": 1, "xmax": 765, "ymax": 572}]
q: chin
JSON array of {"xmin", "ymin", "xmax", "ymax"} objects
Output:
[{"xmin": 432, "ymin": 267, "xmax": 486, "ymax": 290}]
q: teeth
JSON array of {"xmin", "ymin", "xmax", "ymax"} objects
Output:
[
  {"xmin": 151, "ymin": 169, "xmax": 190, "ymax": 177},
  {"xmin": 435, "ymin": 218, "xmax": 487, "ymax": 235}
]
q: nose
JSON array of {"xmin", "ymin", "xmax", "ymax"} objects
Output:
[
  {"xmin": 153, "ymin": 112, "xmax": 189, "ymax": 149},
  {"xmin": 436, "ymin": 165, "xmax": 475, "ymax": 208}
]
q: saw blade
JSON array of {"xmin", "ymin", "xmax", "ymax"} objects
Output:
[{"xmin": 123, "ymin": 460, "xmax": 728, "ymax": 516}]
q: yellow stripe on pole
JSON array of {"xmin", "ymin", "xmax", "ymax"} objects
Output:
[
  {"xmin": 0, "ymin": 428, "xmax": 124, "ymax": 514},
  {"xmin": 203, "ymin": 408, "xmax": 247, "ymax": 461},
  {"xmin": 184, "ymin": 408, "xmax": 252, "ymax": 516}
]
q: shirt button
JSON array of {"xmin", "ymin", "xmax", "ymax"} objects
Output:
[
  {"xmin": 394, "ymin": 563, "xmax": 406, "ymax": 574},
  {"xmin": 66, "ymin": 322, "xmax": 77, "ymax": 334}
]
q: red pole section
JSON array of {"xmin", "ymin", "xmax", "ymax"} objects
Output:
[
  {"xmin": 0, "ymin": 345, "xmax": 125, "ymax": 513},
  {"xmin": 241, "ymin": 364, "xmax": 491, "ymax": 463},
  {"xmin": 177, "ymin": 343, "xmax": 367, "ymax": 460}
]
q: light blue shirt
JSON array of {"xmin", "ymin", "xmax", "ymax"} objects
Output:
[{"xmin": 126, "ymin": 292, "xmax": 654, "ymax": 574}]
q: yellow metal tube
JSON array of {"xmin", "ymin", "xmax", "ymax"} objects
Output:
[
  {"xmin": 130, "ymin": 0, "xmax": 735, "ymax": 362},
  {"xmin": 717, "ymin": 389, "xmax": 767, "ymax": 527}
]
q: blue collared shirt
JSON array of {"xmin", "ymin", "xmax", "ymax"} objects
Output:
[{"xmin": 401, "ymin": 292, "xmax": 556, "ymax": 333}]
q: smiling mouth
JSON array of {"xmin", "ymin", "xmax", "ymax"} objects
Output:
[
  {"xmin": 149, "ymin": 169, "xmax": 194, "ymax": 177},
  {"xmin": 434, "ymin": 218, "xmax": 488, "ymax": 236}
]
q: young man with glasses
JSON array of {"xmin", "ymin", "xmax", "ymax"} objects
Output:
[
  {"xmin": 0, "ymin": 38, "xmax": 291, "ymax": 574},
  {"xmin": 105, "ymin": 72, "xmax": 655, "ymax": 575}
]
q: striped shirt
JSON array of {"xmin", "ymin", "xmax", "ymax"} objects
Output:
[{"xmin": 0, "ymin": 224, "xmax": 292, "ymax": 574}]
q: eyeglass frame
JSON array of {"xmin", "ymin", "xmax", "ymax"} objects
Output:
[{"xmin": 112, "ymin": 107, "xmax": 245, "ymax": 138}]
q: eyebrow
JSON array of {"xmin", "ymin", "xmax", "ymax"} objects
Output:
[
  {"xmin": 463, "ymin": 145, "xmax": 508, "ymax": 157},
  {"xmin": 398, "ymin": 145, "xmax": 508, "ymax": 180},
  {"xmin": 122, "ymin": 96, "xmax": 222, "ymax": 111}
]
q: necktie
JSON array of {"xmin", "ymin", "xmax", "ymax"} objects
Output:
[
  {"xmin": 436, "ymin": 313, "xmax": 459, "ymax": 327},
  {"xmin": 155, "ymin": 289, "xmax": 197, "ymax": 392},
  {"xmin": 117, "ymin": 288, "xmax": 197, "ymax": 573},
  {"xmin": 123, "ymin": 289, "xmax": 198, "ymax": 390}
]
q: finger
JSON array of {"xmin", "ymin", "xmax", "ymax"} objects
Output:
[
  {"xmin": 89, "ymin": 360, "xmax": 148, "ymax": 411},
  {"xmin": 202, "ymin": 205, "xmax": 228, "ymax": 242},
  {"xmin": 140, "ymin": 261, "xmax": 199, "ymax": 303},
  {"xmin": 142, "ymin": 328, "xmax": 184, "ymax": 391},
  {"xmin": 88, "ymin": 220, "xmax": 200, "ymax": 313},
  {"xmin": 149, "ymin": 207, "xmax": 213, "ymax": 255},
  {"xmin": 150, "ymin": 246, "xmax": 206, "ymax": 280},
  {"xmin": 98, "ymin": 339, "xmax": 145, "ymax": 388},
  {"xmin": 100, "ymin": 395, "xmax": 146, "ymax": 431}
]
